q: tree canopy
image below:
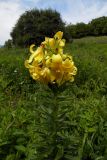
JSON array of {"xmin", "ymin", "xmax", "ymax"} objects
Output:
[
  {"xmin": 65, "ymin": 16, "xmax": 107, "ymax": 38},
  {"xmin": 10, "ymin": 12, "xmax": 107, "ymax": 48},
  {"xmin": 11, "ymin": 9, "xmax": 65, "ymax": 47}
]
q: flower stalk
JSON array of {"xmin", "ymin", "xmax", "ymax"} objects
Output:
[{"xmin": 25, "ymin": 31, "xmax": 77, "ymax": 158}]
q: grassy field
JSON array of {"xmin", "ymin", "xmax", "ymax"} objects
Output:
[{"xmin": 0, "ymin": 36, "xmax": 107, "ymax": 160}]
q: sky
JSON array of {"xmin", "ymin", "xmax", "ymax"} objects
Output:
[{"xmin": 0, "ymin": 0, "xmax": 107, "ymax": 45}]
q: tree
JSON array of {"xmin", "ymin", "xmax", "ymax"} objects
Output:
[
  {"xmin": 74, "ymin": 23, "xmax": 89, "ymax": 38},
  {"xmin": 102, "ymin": 23, "xmax": 107, "ymax": 35},
  {"xmin": 4, "ymin": 39, "xmax": 13, "ymax": 48},
  {"xmin": 65, "ymin": 24, "xmax": 76, "ymax": 39},
  {"xmin": 11, "ymin": 9, "xmax": 65, "ymax": 47},
  {"xmin": 90, "ymin": 16, "xmax": 107, "ymax": 36},
  {"xmin": 65, "ymin": 16, "xmax": 107, "ymax": 39},
  {"xmin": 66, "ymin": 23, "xmax": 91, "ymax": 39}
]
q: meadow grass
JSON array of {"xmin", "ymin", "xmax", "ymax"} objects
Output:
[{"xmin": 0, "ymin": 36, "xmax": 107, "ymax": 160}]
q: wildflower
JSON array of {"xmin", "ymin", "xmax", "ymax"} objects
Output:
[{"xmin": 25, "ymin": 31, "xmax": 77, "ymax": 85}]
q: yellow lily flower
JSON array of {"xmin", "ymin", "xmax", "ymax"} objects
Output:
[
  {"xmin": 40, "ymin": 67, "xmax": 55, "ymax": 84},
  {"xmin": 54, "ymin": 31, "xmax": 63, "ymax": 39},
  {"xmin": 52, "ymin": 54, "xmax": 62, "ymax": 64},
  {"xmin": 43, "ymin": 37, "xmax": 55, "ymax": 48},
  {"xmin": 25, "ymin": 31, "xmax": 77, "ymax": 85},
  {"xmin": 28, "ymin": 45, "xmax": 44, "ymax": 63}
]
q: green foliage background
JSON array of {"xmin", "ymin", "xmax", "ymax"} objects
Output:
[
  {"xmin": 66, "ymin": 16, "xmax": 107, "ymax": 39},
  {"xmin": 9, "ymin": 11, "xmax": 107, "ymax": 48},
  {"xmin": 10, "ymin": 9, "xmax": 65, "ymax": 47},
  {"xmin": 0, "ymin": 36, "xmax": 107, "ymax": 160}
]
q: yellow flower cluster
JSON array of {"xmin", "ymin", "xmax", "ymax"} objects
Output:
[{"xmin": 25, "ymin": 31, "xmax": 77, "ymax": 86}]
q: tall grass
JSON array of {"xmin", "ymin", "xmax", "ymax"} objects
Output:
[{"xmin": 0, "ymin": 36, "xmax": 107, "ymax": 160}]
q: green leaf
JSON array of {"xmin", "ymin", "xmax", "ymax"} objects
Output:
[
  {"xmin": 15, "ymin": 145, "xmax": 26, "ymax": 153},
  {"xmin": 55, "ymin": 146, "xmax": 64, "ymax": 160},
  {"xmin": 87, "ymin": 127, "xmax": 96, "ymax": 133},
  {"xmin": 6, "ymin": 154, "xmax": 15, "ymax": 160}
]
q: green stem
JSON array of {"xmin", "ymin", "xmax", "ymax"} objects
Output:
[
  {"xmin": 49, "ymin": 85, "xmax": 59, "ymax": 151},
  {"xmin": 48, "ymin": 84, "xmax": 59, "ymax": 154},
  {"xmin": 79, "ymin": 132, "xmax": 88, "ymax": 160},
  {"xmin": 53, "ymin": 91, "xmax": 58, "ymax": 135}
]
